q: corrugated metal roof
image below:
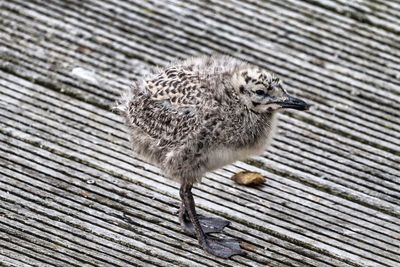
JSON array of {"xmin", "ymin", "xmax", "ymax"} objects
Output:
[{"xmin": 0, "ymin": 0, "xmax": 399, "ymax": 266}]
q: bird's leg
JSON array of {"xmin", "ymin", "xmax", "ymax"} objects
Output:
[
  {"xmin": 179, "ymin": 182, "xmax": 245, "ymax": 258},
  {"xmin": 179, "ymin": 202, "xmax": 230, "ymax": 235},
  {"xmin": 179, "ymin": 202, "xmax": 192, "ymax": 233}
]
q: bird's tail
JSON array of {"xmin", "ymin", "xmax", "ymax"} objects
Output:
[{"xmin": 113, "ymin": 81, "xmax": 141, "ymax": 115}]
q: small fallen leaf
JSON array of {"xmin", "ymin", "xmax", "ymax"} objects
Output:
[
  {"xmin": 240, "ymin": 241, "xmax": 257, "ymax": 252},
  {"xmin": 231, "ymin": 171, "xmax": 265, "ymax": 186}
]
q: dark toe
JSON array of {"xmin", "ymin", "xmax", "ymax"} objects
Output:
[
  {"xmin": 204, "ymin": 237, "xmax": 246, "ymax": 259},
  {"xmin": 182, "ymin": 216, "xmax": 230, "ymax": 235},
  {"xmin": 199, "ymin": 216, "xmax": 230, "ymax": 233}
]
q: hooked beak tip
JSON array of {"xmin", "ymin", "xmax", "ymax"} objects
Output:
[{"xmin": 280, "ymin": 96, "xmax": 311, "ymax": 111}]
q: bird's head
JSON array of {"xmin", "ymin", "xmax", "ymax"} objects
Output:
[{"xmin": 231, "ymin": 67, "xmax": 310, "ymax": 113}]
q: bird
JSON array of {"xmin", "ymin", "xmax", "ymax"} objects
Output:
[{"xmin": 117, "ymin": 55, "xmax": 310, "ymax": 258}]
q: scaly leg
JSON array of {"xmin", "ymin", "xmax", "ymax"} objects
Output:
[
  {"xmin": 179, "ymin": 202, "xmax": 230, "ymax": 235},
  {"xmin": 179, "ymin": 182, "xmax": 245, "ymax": 258}
]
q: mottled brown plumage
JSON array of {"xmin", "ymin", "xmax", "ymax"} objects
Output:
[{"xmin": 117, "ymin": 55, "xmax": 309, "ymax": 258}]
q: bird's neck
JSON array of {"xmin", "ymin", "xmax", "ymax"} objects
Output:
[{"xmin": 227, "ymin": 109, "xmax": 277, "ymax": 149}]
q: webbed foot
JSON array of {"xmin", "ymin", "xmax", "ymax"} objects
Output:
[
  {"xmin": 203, "ymin": 237, "xmax": 246, "ymax": 258},
  {"xmin": 181, "ymin": 215, "xmax": 230, "ymax": 235}
]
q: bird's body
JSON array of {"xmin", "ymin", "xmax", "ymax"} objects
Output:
[
  {"xmin": 118, "ymin": 55, "xmax": 309, "ymax": 258},
  {"xmin": 119, "ymin": 55, "xmax": 277, "ymax": 183}
]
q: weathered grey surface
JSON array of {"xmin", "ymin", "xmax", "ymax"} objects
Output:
[{"xmin": 0, "ymin": 0, "xmax": 399, "ymax": 266}]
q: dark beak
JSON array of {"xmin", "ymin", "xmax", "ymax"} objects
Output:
[{"xmin": 280, "ymin": 95, "xmax": 311, "ymax": 111}]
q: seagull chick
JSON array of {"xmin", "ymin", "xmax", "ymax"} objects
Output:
[{"xmin": 117, "ymin": 55, "xmax": 310, "ymax": 258}]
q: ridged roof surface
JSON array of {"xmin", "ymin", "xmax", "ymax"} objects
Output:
[{"xmin": 0, "ymin": 0, "xmax": 399, "ymax": 266}]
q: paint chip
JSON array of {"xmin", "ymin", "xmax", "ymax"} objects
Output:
[
  {"xmin": 71, "ymin": 67, "xmax": 99, "ymax": 85},
  {"xmin": 231, "ymin": 171, "xmax": 265, "ymax": 186}
]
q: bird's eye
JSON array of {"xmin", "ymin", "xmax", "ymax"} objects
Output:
[{"xmin": 255, "ymin": 90, "xmax": 265, "ymax": 96}]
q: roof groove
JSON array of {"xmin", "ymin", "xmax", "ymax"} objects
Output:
[
  {"xmin": 1, "ymin": 108, "xmax": 398, "ymax": 250},
  {"xmin": 0, "ymin": 254, "xmax": 33, "ymax": 267},
  {"xmin": 2, "ymin": 78, "xmax": 399, "ymax": 196},
  {"xmin": 2, "ymin": 0, "xmax": 400, "ymax": 264},
  {"xmin": 279, "ymin": 116, "xmax": 400, "ymax": 165},
  {"xmin": 183, "ymin": 0, "xmax": 400, "ymax": 83},
  {"xmin": 0, "ymin": 242, "xmax": 56, "ymax": 267},
  {"xmin": 7, "ymin": 0, "xmax": 400, "ymax": 103},
  {"xmin": 0, "ymin": 233, "xmax": 60, "ymax": 267},
  {"xmin": 0, "ymin": 222, "xmax": 93, "ymax": 267},
  {"xmin": 0, "ymin": 178, "xmax": 207, "ymax": 267},
  {"xmin": 267, "ymin": 144, "xmax": 400, "ymax": 200},
  {"xmin": 0, "ymin": 170, "xmax": 237, "ymax": 267},
  {"xmin": 300, "ymin": 0, "xmax": 400, "ymax": 35},
  {"xmin": 1, "ymin": 116, "xmax": 398, "ymax": 266},
  {"xmin": 268, "ymin": 0, "xmax": 400, "ymax": 43},
  {"xmin": 0, "ymin": 143, "xmax": 362, "ymax": 267},
  {"xmin": 3, "ymin": 6, "xmax": 400, "ymax": 138},
  {"xmin": 0, "ymin": 197, "xmax": 149, "ymax": 267},
  {"xmin": 2, "ymin": 114, "xmax": 396, "ymax": 258},
  {"xmin": 278, "ymin": 121, "xmax": 400, "ymax": 173},
  {"xmin": 5, "ymin": 71, "xmax": 400, "ymax": 171},
  {"xmin": 3, "ymin": 94, "xmax": 399, "ymax": 214},
  {"xmin": 1, "ymin": 75, "xmax": 398, "ymax": 228},
  {"xmin": 143, "ymin": 0, "xmax": 400, "ymax": 94},
  {"xmin": 0, "ymin": 177, "xmax": 177, "ymax": 267},
  {"xmin": 2, "ymin": 36, "xmax": 400, "ymax": 157},
  {"xmin": 0, "ymin": 143, "xmax": 340, "ymax": 266},
  {"xmin": 3, "ymin": 19, "xmax": 400, "ymax": 133}
]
